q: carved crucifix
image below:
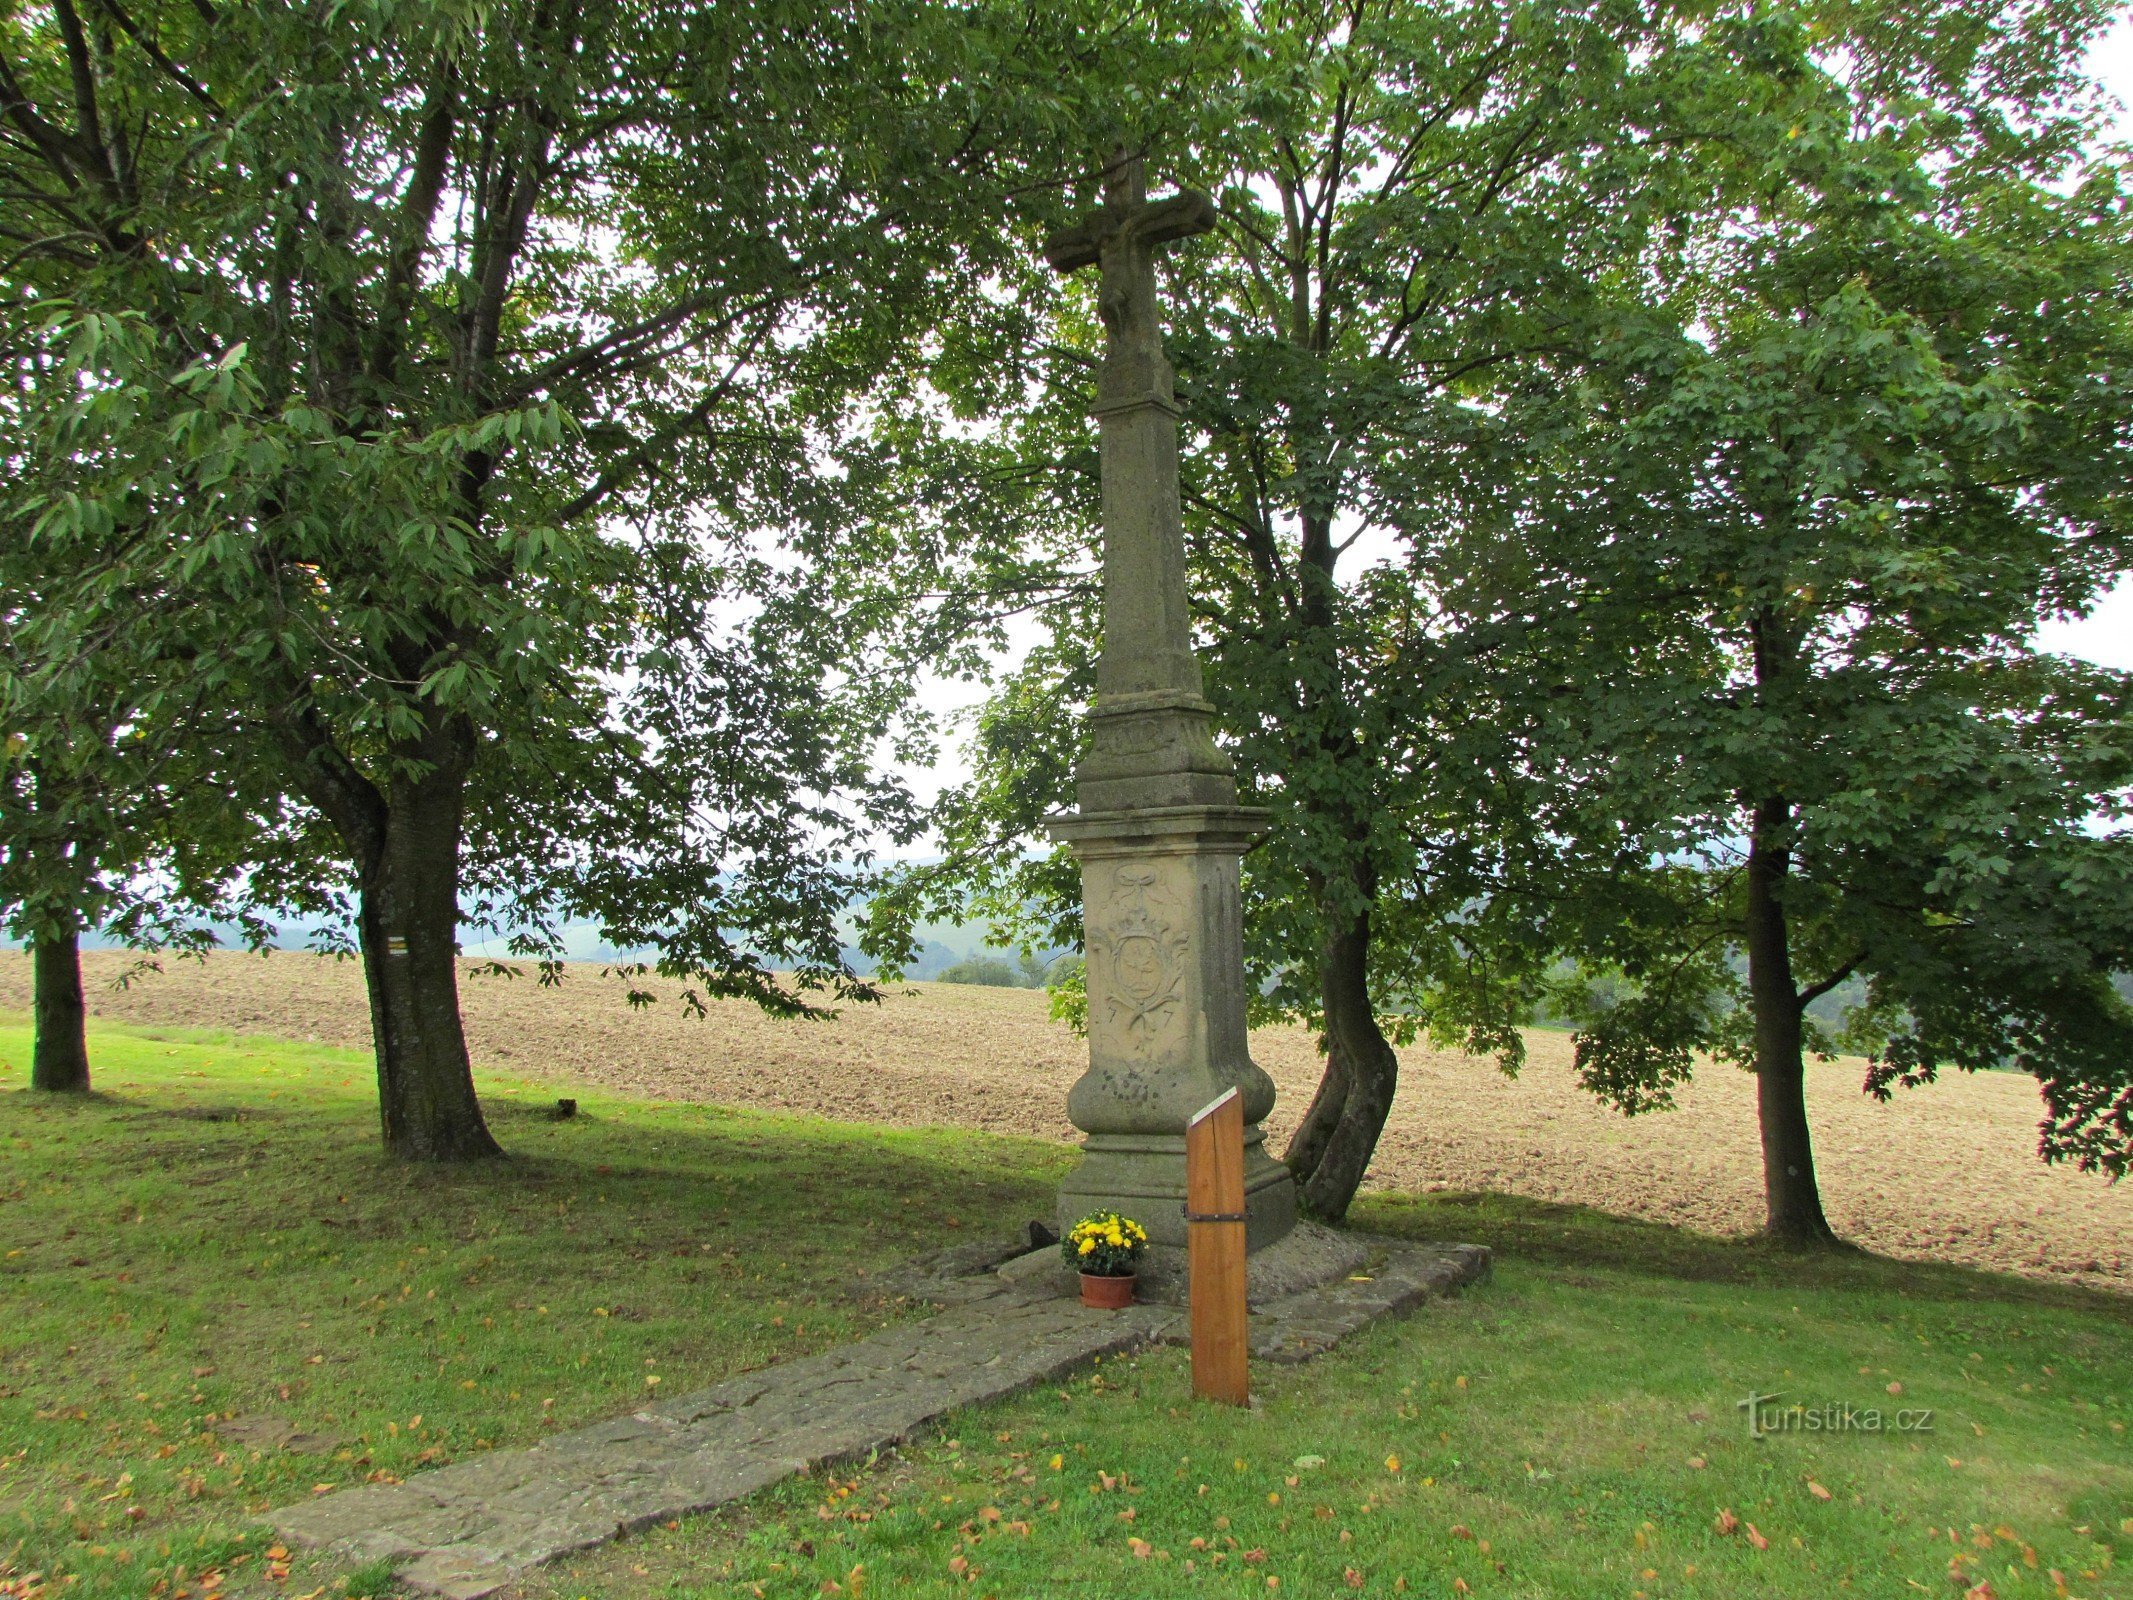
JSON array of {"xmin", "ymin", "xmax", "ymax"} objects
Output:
[{"xmin": 1045, "ymin": 150, "xmax": 1216, "ymax": 407}]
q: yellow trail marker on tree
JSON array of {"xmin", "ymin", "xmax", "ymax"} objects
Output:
[{"xmin": 1186, "ymin": 1087, "xmax": 1249, "ymax": 1405}]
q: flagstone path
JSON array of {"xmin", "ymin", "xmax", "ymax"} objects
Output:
[{"xmin": 273, "ymin": 1236, "xmax": 1488, "ymax": 1599}]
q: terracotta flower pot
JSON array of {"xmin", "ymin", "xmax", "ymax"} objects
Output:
[{"xmin": 1079, "ymin": 1271, "xmax": 1136, "ymax": 1309}]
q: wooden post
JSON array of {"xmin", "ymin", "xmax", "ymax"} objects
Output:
[{"xmin": 1186, "ymin": 1088, "xmax": 1249, "ymax": 1406}]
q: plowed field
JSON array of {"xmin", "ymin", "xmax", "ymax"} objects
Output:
[{"xmin": 3, "ymin": 949, "xmax": 2124, "ymax": 1292}]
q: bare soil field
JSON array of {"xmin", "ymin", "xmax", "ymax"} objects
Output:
[{"xmin": 4, "ymin": 949, "xmax": 2126, "ymax": 1293}]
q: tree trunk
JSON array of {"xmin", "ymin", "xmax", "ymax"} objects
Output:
[
  {"xmin": 1287, "ymin": 897, "xmax": 1399, "ymax": 1223},
  {"xmin": 31, "ymin": 929, "xmax": 90, "ymax": 1092},
  {"xmin": 1744, "ymin": 796, "xmax": 1836, "ymax": 1246},
  {"xmin": 1283, "ymin": 1030, "xmax": 1349, "ymax": 1187},
  {"xmin": 356, "ymin": 763, "xmax": 499, "ymax": 1162}
]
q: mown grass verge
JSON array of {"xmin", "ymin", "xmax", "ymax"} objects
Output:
[
  {"xmin": 0, "ymin": 1018, "xmax": 1066, "ymax": 1599},
  {"xmin": 1, "ymin": 1019, "xmax": 2127, "ymax": 1600},
  {"xmin": 510, "ymin": 1204, "xmax": 2131, "ymax": 1598}
]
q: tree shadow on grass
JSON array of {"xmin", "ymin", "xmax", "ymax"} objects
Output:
[
  {"xmin": 3, "ymin": 1072, "xmax": 1069, "ymax": 1273},
  {"xmin": 1352, "ymin": 1189, "xmax": 2132, "ymax": 1322}
]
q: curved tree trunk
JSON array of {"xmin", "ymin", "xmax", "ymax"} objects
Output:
[
  {"xmin": 1283, "ymin": 1029, "xmax": 1349, "ymax": 1188},
  {"xmin": 31, "ymin": 929, "xmax": 90, "ymax": 1092},
  {"xmin": 1286, "ymin": 889, "xmax": 1399, "ymax": 1223},
  {"xmin": 1744, "ymin": 795, "xmax": 1836, "ymax": 1246}
]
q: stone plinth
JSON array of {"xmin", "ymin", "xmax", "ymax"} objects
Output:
[{"xmin": 1049, "ymin": 804, "xmax": 1295, "ymax": 1251}]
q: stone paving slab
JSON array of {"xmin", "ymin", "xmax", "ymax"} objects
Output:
[
  {"xmin": 1249, "ymin": 1242, "xmax": 1490, "ymax": 1364},
  {"xmin": 275, "ymin": 1293, "xmax": 1176, "ymax": 1599},
  {"xmin": 273, "ymin": 1234, "xmax": 1486, "ymax": 1598},
  {"xmin": 994, "ymin": 1218, "xmax": 1373, "ymax": 1307}
]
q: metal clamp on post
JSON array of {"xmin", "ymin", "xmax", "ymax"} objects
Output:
[{"xmin": 1183, "ymin": 1209, "xmax": 1246, "ymax": 1223}]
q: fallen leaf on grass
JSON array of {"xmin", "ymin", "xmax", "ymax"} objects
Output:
[
  {"xmin": 1807, "ymin": 1481, "xmax": 1832, "ymax": 1501},
  {"xmin": 1715, "ymin": 1509, "xmax": 1739, "ymax": 1536},
  {"xmin": 1744, "ymin": 1524, "xmax": 1770, "ymax": 1551},
  {"xmin": 1343, "ymin": 1569, "xmax": 1363, "ymax": 1589}
]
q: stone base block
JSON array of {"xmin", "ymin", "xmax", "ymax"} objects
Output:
[{"xmin": 1056, "ymin": 1128, "xmax": 1296, "ymax": 1251}]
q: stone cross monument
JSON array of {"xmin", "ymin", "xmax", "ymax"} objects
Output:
[{"xmin": 1044, "ymin": 151, "xmax": 1297, "ymax": 1252}]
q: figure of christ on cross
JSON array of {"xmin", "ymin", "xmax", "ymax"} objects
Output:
[
  {"xmin": 1046, "ymin": 151, "xmax": 1217, "ymax": 411},
  {"xmin": 1042, "ymin": 150, "xmax": 1297, "ymax": 1255}
]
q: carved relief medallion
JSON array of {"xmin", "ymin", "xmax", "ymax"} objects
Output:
[{"xmin": 1089, "ymin": 865, "xmax": 1190, "ymax": 1054}]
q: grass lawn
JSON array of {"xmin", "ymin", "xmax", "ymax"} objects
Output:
[
  {"xmin": 2, "ymin": 1021, "xmax": 2128, "ymax": 1600},
  {"xmin": 0, "ymin": 1018, "xmax": 1065, "ymax": 1600},
  {"xmin": 512, "ymin": 1198, "xmax": 2131, "ymax": 1600}
]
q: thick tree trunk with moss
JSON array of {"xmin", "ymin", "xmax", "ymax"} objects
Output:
[
  {"xmin": 31, "ymin": 929, "xmax": 90, "ymax": 1093},
  {"xmin": 357, "ymin": 764, "xmax": 499, "ymax": 1162},
  {"xmin": 278, "ymin": 704, "xmax": 498, "ymax": 1162},
  {"xmin": 1744, "ymin": 795, "xmax": 1836, "ymax": 1246}
]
